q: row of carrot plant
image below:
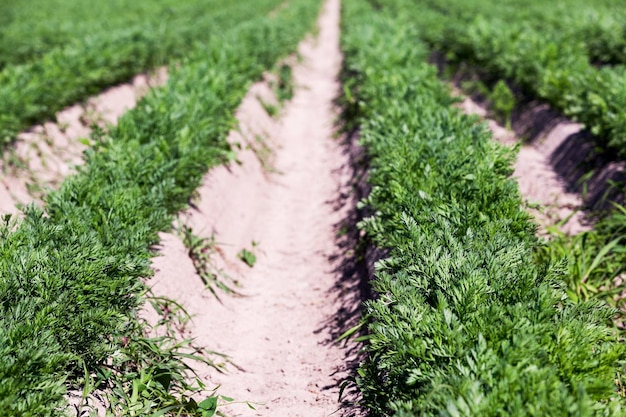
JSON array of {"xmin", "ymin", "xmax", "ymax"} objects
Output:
[
  {"xmin": 0, "ymin": 0, "xmax": 319, "ymax": 415},
  {"xmin": 393, "ymin": 0, "xmax": 626, "ymax": 160},
  {"xmin": 395, "ymin": 0, "xmax": 626, "ymax": 324},
  {"xmin": 340, "ymin": 0, "xmax": 626, "ymax": 415},
  {"xmin": 0, "ymin": 0, "xmax": 227, "ymax": 70},
  {"xmin": 413, "ymin": 0, "xmax": 626, "ymax": 66},
  {"xmin": 0, "ymin": 0, "xmax": 281, "ymax": 151}
]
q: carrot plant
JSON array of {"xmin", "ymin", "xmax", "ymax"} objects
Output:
[
  {"xmin": 340, "ymin": 0, "xmax": 626, "ymax": 415},
  {"xmin": 408, "ymin": 0, "xmax": 626, "ymax": 67},
  {"xmin": 0, "ymin": 0, "xmax": 216, "ymax": 69}
]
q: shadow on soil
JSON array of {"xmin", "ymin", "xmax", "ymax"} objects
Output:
[
  {"xmin": 314, "ymin": 128, "xmax": 379, "ymax": 417},
  {"xmin": 511, "ymin": 102, "xmax": 626, "ymax": 211}
]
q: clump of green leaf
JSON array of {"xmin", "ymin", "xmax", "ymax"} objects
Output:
[
  {"xmin": 77, "ymin": 295, "xmax": 227, "ymax": 416},
  {"xmin": 179, "ymin": 224, "xmax": 240, "ymax": 298},
  {"xmin": 274, "ymin": 63, "xmax": 295, "ymax": 103},
  {"xmin": 535, "ymin": 204, "xmax": 626, "ymax": 314},
  {"xmin": 259, "ymin": 62, "xmax": 295, "ymax": 118},
  {"xmin": 258, "ymin": 97, "xmax": 281, "ymax": 117},
  {"xmin": 489, "ymin": 80, "xmax": 515, "ymax": 128},
  {"xmin": 237, "ymin": 242, "xmax": 259, "ymax": 268}
]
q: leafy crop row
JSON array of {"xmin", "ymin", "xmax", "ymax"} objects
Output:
[
  {"xmin": 412, "ymin": 0, "xmax": 626, "ymax": 67},
  {"xmin": 0, "ymin": 0, "xmax": 224, "ymax": 69},
  {"xmin": 0, "ymin": 0, "xmax": 319, "ymax": 415},
  {"xmin": 340, "ymin": 0, "xmax": 626, "ymax": 415},
  {"xmin": 0, "ymin": 0, "xmax": 280, "ymax": 151},
  {"xmin": 399, "ymin": 0, "xmax": 626, "ymax": 160},
  {"xmin": 403, "ymin": 0, "xmax": 626, "ymax": 322}
]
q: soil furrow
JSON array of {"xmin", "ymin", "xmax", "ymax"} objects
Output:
[
  {"xmin": 0, "ymin": 68, "xmax": 167, "ymax": 215},
  {"xmin": 457, "ymin": 91, "xmax": 589, "ymax": 235},
  {"xmin": 150, "ymin": 0, "xmax": 358, "ymax": 415}
]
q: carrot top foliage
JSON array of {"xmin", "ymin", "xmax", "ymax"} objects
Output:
[{"xmin": 340, "ymin": 0, "xmax": 626, "ymax": 415}]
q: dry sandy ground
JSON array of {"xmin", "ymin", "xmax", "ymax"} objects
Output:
[
  {"xmin": 0, "ymin": 68, "xmax": 166, "ymax": 215},
  {"xmin": 149, "ymin": 0, "xmax": 360, "ymax": 415},
  {"xmin": 457, "ymin": 93, "xmax": 588, "ymax": 235}
]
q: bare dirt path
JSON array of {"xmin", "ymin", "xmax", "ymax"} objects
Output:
[{"xmin": 150, "ymin": 0, "xmax": 360, "ymax": 415}]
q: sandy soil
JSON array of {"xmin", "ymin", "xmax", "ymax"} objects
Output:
[
  {"xmin": 149, "ymin": 0, "xmax": 361, "ymax": 415},
  {"xmin": 0, "ymin": 67, "xmax": 167, "ymax": 215},
  {"xmin": 457, "ymin": 92, "xmax": 589, "ymax": 235},
  {"xmin": 512, "ymin": 102, "xmax": 626, "ymax": 211}
]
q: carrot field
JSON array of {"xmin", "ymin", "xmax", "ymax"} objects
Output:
[{"xmin": 1, "ymin": 0, "xmax": 626, "ymax": 416}]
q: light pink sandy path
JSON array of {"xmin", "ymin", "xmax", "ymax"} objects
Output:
[{"xmin": 150, "ymin": 0, "xmax": 358, "ymax": 415}]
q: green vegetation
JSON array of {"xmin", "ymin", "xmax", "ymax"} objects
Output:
[
  {"xmin": 238, "ymin": 247, "xmax": 258, "ymax": 268},
  {"xmin": 384, "ymin": 0, "xmax": 626, "ymax": 330},
  {"xmin": 274, "ymin": 63, "xmax": 296, "ymax": 103},
  {"xmin": 340, "ymin": 0, "xmax": 626, "ymax": 415},
  {"xmin": 404, "ymin": 0, "xmax": 626, "ymax": 159},
  {"xmin": 179, "ymin": 224, "xmax": 240, "ymax": 297},
  {"xmin": 535, "ymin": 205, "xmax": 626, "ymax": 315},
  {"xmin": 414, "ymin": 0, "xmax": 626, "ymax": 66},
  {"xmin": 0, "ymin": 0, "xmax": 319, "ymax": 414},
  {"xmin": 0, "ymin": 0, "xmax": 216, "ymax": 69},
  {"xmin": 0, "ymin": 0, "xmax": 281, "ymax": 151},
  {"xmin": 488, "ymin": 80, "xmax": 515, "ymax": 129},
  {"xmin": 258, "ymin": 62, "xmax": 296, "ymax": 118},
  {"xmin": 412, "ymin": 0, "xmax": 626, "ymax": 327}
]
